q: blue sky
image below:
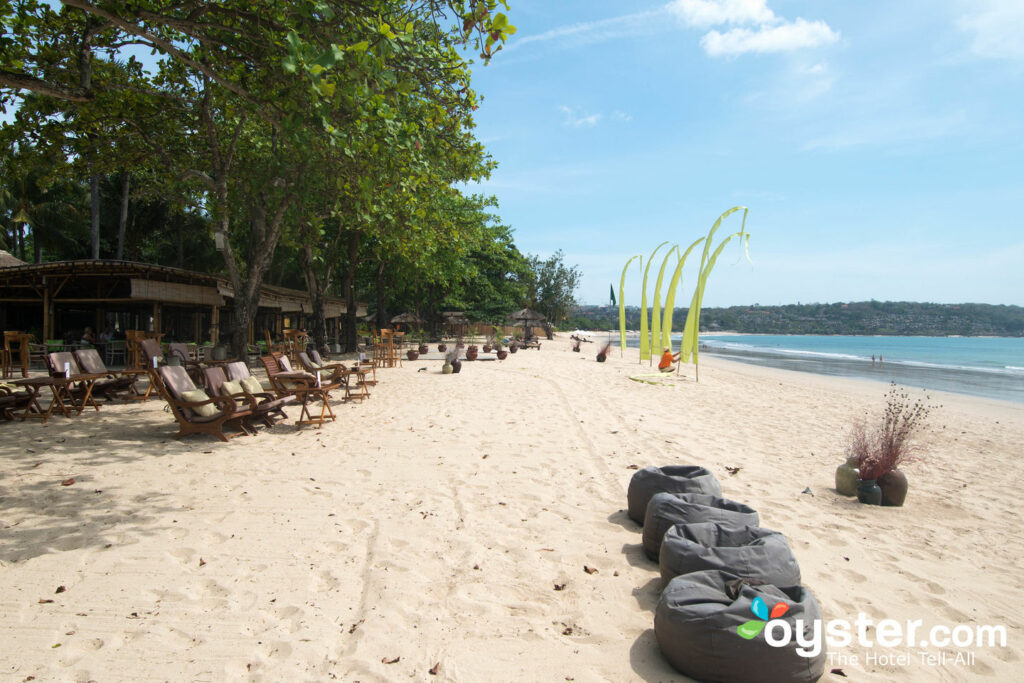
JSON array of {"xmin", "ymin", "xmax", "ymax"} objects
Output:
[{"xmin": 465, "ymin": 0, "xmax": 1024, "ymax": 307}]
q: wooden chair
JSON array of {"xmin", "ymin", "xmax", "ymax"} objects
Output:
[
  {"xmin": 72, "ymin": 348, "xmax": 137, "ymax": 400},
  {"xmin": 153, "ymin": 364, "xmax": 255, "ymax": 441},
  {"xmin": 297, "ymin": 351, "xmax": 360, "ymax": 402},
  {"xmin": 259, "ymin": 355, "xmax": 336, "ymax": 427},
  {"xmin": 3, "ymin": 331, "xmax": 29, "ymax": 379},
  {"xmin": 264, "ymin": 330, "xmax": 287, "ymax": 355},
  {"xmin": 223, "ymin": 360, "xmax": 293, "ymax": 426},
  {"xmin": 44, "ymin": 351, "xmax": 101, "ymax": 415},
  {"xmin": 0, "ymin": 383, "xmax": 34, "ymax": 420},
  {"xmin": 167, "ymin": 342, "xmax": 204, "ymax": 382},
  {"xmin": 311, "ymin": 349, "xmax": 374, "ymax": 395}
]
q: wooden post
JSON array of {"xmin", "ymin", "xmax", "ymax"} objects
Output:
[
  {"xmin": 210, "ymin": 305, "xmax": 220, "ymax": 345},
  {"xmin": 42, "ymin": 278, "xmax": 50, "ymax": 341}
]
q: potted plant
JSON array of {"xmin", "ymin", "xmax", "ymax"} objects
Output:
[
  {"xmin": 494, "ymin": 339, "xmax": 508, "ymax": 360},
  {"xmin": 416, "ymin": 328, "xmax": 429, "ymax": 355},
  {"xmin": 845, "ymin": 383, "xmax": 937, "ymax": 507},
  {"xmin": 437, "ymin": 342, "xmax": 447, "ymax": 353},
  {"xmin": 442, "ymin": 347, "xmax": 460, "ymax": 374},
  {"xmin": 596, "ymin": 341, "xmax": 611, "ymax": 363},
  {"xmin": 406, "ymin": 348, "xmax": 420, "ymax": 361},
  {"xmin": 834, "ymin": 452, "xmax": 860, "ymax": 497},
  {"xmin": 465, "ymin": 344, "xmax": 478, "ymax": 361}
]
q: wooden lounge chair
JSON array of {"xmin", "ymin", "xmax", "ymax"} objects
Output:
[
  {"xmin": 204, "ymin": 364, "xmax": 291, "ymax": 428},
  {"xmin": 259, "ymin": 355, "xmax": 336, "ymax": 427},
  {"xmin": 45, "ymin": 351, "xmax": 101, "ymax": 413},
  {"xmin": 224, "ymin": 361, "xmax": 295, "ymax": 424},
  {"xmin": 72, "ymin": 348, "xmax": 137, "ymax": 400},
  {"xmin": 0, "ymin": 382, "xmax": 34, "ymax": 420},
  {"xmin": 153, "ymin": 364, "xmax": 255, "ymax": 441},
  {"xmin": 309, "ymin": 349, "xmax": 374, "ymax": 398},
  {"xmin": 167, "ymin": 342, "xmax": 204, "ymax": 380}
]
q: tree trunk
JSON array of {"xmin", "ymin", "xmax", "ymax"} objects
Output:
[
  {"xmin": 300, "ymin": 244, "xmax": 331, "ymax": 353},
  {"xmin": 375, "ymin": 260, "xmax": 387, "ymax": 329},
  {"xmin": 33, "ymin": 227, "xmax": 41, "ymax": 263},
  {"xmin": 175, "ymin": 213, "xmax": 184, "ymax": 268},
  {"xmin": 341, "ymin": 229, "xmax": 360, "ymax": 352},
  {"xmin": 90, "ymin": 173, "xmax": 100, "ymax": 259},
  {"xmin": 116, "ymin": 172, "xmax": 129, "ymax": 259}
]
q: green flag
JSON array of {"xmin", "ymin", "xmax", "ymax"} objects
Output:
[{"xmin": 609, "ymin": 284, "xmax": 616, "ymax": 306}]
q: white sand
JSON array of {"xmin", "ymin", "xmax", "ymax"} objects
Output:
[{"xmin": 2, "ymin": 337, "xmax": 1022, "ymax": 681}]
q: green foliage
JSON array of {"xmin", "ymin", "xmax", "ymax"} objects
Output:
[{"xmin": 524, "ymin": 249, "xmax": 581, "ymax": 324}]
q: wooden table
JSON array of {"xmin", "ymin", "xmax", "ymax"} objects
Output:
[
  {"xmin": 292, "ymin": 384, "xmax": 336, "ymax": 429},
  {"xmin": 12, "ymin": 373, "xmax": 105, "ymax": 422}
]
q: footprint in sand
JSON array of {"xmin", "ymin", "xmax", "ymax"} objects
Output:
[{"xmin": 844, "ymin": 570, "xmax": 868, "ymax": 584}]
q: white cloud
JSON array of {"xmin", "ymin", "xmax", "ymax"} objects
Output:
[
  {"xmin": 702, "ymin": 18, "xmax": 839, "ymax": 56},
  {"xmin": 559, "ymin": 106, "xmax": 602, "ymax": 127},
  {"xmin": 666, "ymin": 0, "xmax": 776, "ymax": 29},
  {"xmin": 612, "ymin": 110, "xmax": 633, "ymax": 122},
  {"xmin": 508, "ymin": 9, "xmax": 661, "ymax": 52},
  {"xmin": 667, "ymin": 1, "xmax": 838, "ymax": 57},
  {"xmin": 957, "ymin": 0, "xmax": 1024, "ymax": 60}
]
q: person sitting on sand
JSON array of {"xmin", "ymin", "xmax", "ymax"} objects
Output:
[{"xmin": 659, "ymin": 347, "xmax": 680, "ymax": 373}]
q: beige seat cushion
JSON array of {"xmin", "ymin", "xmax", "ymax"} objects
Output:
[
  {"xmin": 240, "ymin": 376, "xmax": 263, "ymax": 394},
  {"xmin": 221, "ymin": 380, "xmax": 244, "ymax": 396},
  {"xmin": 180, "ymin": 388, "xmax": 219, "ymax": 417}
]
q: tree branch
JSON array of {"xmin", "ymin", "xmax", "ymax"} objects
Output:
[
  {"xmin": 61, "ymin": 0, "xmax": 281, "ymax": 128},
  {"xmin": 0, "ymin": 69, "xmax": 92, "ymax": 102}
]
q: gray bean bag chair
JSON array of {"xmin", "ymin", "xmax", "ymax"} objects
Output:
[
  {"xmin": 627, "ymin": 465, "xmax": 723, "ymax": 524},
  {"xmin": 642, "ymin": 492, "xmax": 758, "ymax": 561},
  {"xmin": 655, "ymin": 570, "xmax": 825, "ymax": 682},
  {"xmin": 659, "ymin": 522, "xmax": 801, "ymax": 587}
]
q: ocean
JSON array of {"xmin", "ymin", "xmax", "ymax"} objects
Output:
[{"xmin": 622, "ymin": 334, "xmax": 1024, "ymax": 403}]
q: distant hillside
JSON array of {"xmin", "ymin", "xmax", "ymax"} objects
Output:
[{"xmin": 567, "ymin": 301, "xmax": 1024, "ymax": 336}]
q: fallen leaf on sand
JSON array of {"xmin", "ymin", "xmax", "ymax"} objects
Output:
[
  {"xmin": 382, "ymin": 656, "xmax": 400, "ymax": 664},
  {"xmin": 539, "ymin": 548, "xmax": 554, "ymax": 552},
  {"xmin": 583, "ymin": 566, "xmax": 598, "ymax": 575},
  {"xmin": 38, "ymin": 599, "xmax": 55, "ymax": 604},
  {"xmin": 626, "ymin": 464, "xmax": 639, "ymax": 470},
  {"xmin": 429, "ymin": 663, "xmax": 440, "ymax": 675},
  {"xmin": 55, "ymin": 586, "xmax": 66, "ymax": 594},
  {"xmin": 61, "ymin": 478, "xmax": 75, "ymax": 486},
  {"xmin": 831, "ymin": 668, "xmax": 847, "ymax": 677},
  {"xmin": 554, "ymin": 583, "xmax": 566, "ymax": 591},
  {"xmin": 725, "ymin": 466, "xmax": 741, "ymax": 476},
  {"xmin": 199, "ymin": 558, "xmax": 206, "ymax": 567},
  {"xmin": 348, "ymin": 619, "xmax": 364, "ymax": 634}
]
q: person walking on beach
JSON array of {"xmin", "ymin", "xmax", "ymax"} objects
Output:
[
  {"xmin": 871, "ymin": 354, "xmax": 876, "ymax": 366},
  {"xmin": 659, "ymin": 347, "xmax": 680, "ymax": 373}
]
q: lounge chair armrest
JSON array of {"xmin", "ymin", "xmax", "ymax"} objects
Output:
[
  {"xmin": 226, "ymin": 391, "xmax": 260, "ymax": 411},
  {"xmin": 176, "ymin": 394, "xmax": 237, "ymax": 414}
]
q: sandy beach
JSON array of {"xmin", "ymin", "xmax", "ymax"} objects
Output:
[{"xmin": 2, "ymin": 335, "xmax": 1022, "ymax": 682}]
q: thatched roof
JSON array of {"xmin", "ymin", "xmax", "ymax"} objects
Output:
[
  {"xmin": 0, "ymin": 250, "xmax": 25, "ymax": 268},
  {"xmin": 509, "ymin": 307, "xmax": 545, "ymax": 321}
]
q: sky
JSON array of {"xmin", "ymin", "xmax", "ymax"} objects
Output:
[{"xmin": 463, "ymin": 0, "xmax": 1024, "ymax": 307}]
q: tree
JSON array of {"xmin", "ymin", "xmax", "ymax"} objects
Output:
[{"xmin": 525, "ymin": 250, "xmax": 581, "ymax": 326}]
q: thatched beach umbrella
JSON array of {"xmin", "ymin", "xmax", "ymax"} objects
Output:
[
  {"xmin": 508, "ymin": 307, "xmax": 546, "ymax": 339},
  {"xmin": 390, "ymin": 312, "xmax": 424, "ymax": 325}
]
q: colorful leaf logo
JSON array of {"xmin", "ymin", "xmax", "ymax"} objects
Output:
[{"xmin": 737, "ymin": 597, "xmax": 790, "ymax": 640}]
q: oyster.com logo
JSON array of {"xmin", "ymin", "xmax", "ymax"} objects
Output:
[{"xmin": 738, "ymin": 597, "xmax": 789, "ymax": 640}]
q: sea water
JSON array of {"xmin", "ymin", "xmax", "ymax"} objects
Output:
[{"xmin": 626, "ymin": 334, "xmax": 1024, "ymax": 403}]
